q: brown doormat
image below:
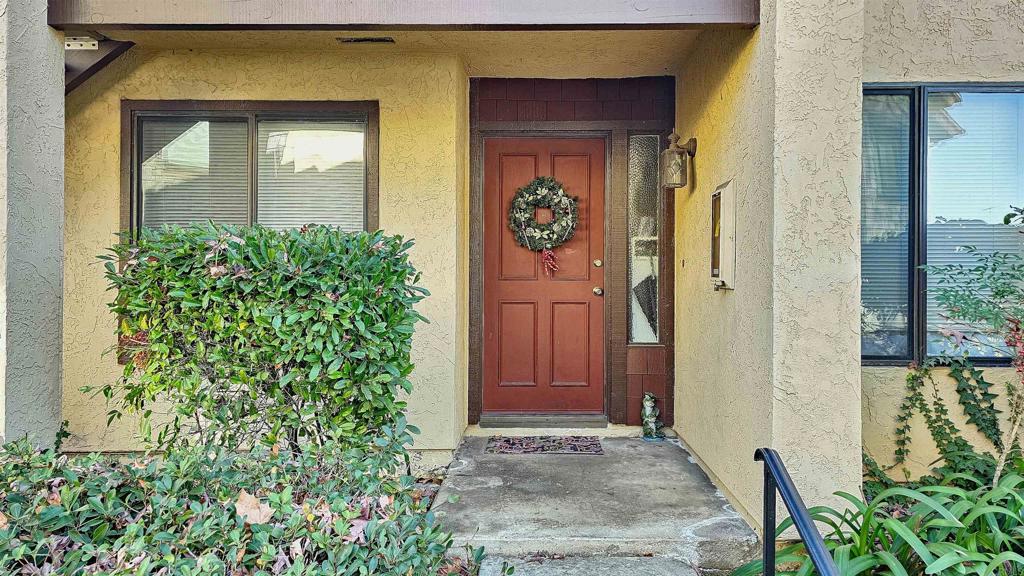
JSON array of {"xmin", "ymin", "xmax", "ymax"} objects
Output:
[{"xmin": 485, "ymin": 435, "xmax": 603, "ymax": 455}]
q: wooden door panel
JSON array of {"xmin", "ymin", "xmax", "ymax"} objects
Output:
[
  {"xmin": 498, "ymin": 301, "xmax": 537, "ymax": 387},
  {"xmin": 498, "ymin": 154, "xmax": 540, "ymax": 280},
  {"xmin": 483, "ymin": 137, "xmax": 605, "ymax": 413},
  {"xmin": 549, "ymin": 154, "xmax": 592, "ymax": 281},
  {"xmin": 550, "ymin": 302, "xmax": 589, "ymax": 386}
]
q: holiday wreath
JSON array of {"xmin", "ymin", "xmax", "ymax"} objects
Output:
[{"xmin": 508, "ymin": 176, "xmax": 579, "ymax": 275}]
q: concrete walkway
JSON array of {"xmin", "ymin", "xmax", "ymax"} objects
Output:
[{"xmin": 432, "ymin": 436, "xmax": 758, "ymax": 573}]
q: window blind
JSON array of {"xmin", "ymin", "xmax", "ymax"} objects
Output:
[
  {"xmin": 139, "ymin": 119, "xmax": 249, "ymax": 228},
  {"xmin": 861, "ymin": 94, "xmax": 912, "ymax": 357},
  {"xmin": 925, "ymin": 92, "xmax": 1024, "ymax": 357},
  {"xmin": 256, "ymin": 119, "xmax": 367, "ymax": 232}
]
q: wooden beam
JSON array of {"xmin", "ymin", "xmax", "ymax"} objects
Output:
[
  {"xmin": 49, "ymin": 0, "xmax": 759, "ymax": 30},
  {"xmin": 65, "ymin": 39, "xmax": 132, "ymax": 94}
]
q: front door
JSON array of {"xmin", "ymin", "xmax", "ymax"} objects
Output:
[{"xmin": 483, "ymin": 137, "xmax": 606, "ymax": 413}]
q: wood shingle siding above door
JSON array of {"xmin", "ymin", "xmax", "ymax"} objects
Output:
[{"xmin": 476, "ymin": 77, "xmax": 674, "ymax": 124}]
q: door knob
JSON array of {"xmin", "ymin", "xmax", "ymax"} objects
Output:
[
  {"xmin": 593, "ymin": 259, "xmax": 603, "ymax": 267},
  {"xmin": 593, "ymin": 287, "xmax": 604, "ymax": 296}
]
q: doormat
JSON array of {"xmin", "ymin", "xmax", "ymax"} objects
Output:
[{"xmin": 485, "ymin": 435, "xmax": 603, "ymax": 455}]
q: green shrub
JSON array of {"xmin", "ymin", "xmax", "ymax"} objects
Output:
[
  {"xmin": 735, "ymin": 468, "xmax": 1024, "ymax": 576},
  {"xmin": 0, "ymin": 418, "xmax": 462, "ymax": 575},
  {"xmin": 96, "ymin": 223, "xmax": 427, "ymax": 451}
]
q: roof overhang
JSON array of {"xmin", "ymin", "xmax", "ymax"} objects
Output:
[{"xmin": 48, "ymin": 0, "xmax": 759, "ymax": 31}]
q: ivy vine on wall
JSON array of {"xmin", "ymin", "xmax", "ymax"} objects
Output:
[
  {"xmin": 866, "ymin": 357, "xmax": 1003, "ymax": 496},
  {"xmin": 947, "ymin": 357, "xmax": 1003, "ymax": 449}
]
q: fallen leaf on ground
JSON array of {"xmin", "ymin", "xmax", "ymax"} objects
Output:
[
  {"xmin": 343, "ymin": 519, "xmax": 368, "ymax": 543},
  {"xmin": 235, "ymin": 489, "xmax": 274, "ymax": 524}
]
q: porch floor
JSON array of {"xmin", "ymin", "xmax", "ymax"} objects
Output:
[{"xmin": 431, "ymin": 436, "xmax": 758, "ymax": 573}]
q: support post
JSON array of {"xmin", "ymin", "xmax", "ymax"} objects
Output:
[{"xmin": 0, "ymin": 0, "xmax": 66, "ymax": 445}]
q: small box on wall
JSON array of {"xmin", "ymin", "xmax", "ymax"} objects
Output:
[{"xmin": 711, "ymin": 180, "xmax": 736, "ymax": 290}]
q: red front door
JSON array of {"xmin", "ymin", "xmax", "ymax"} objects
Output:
[{"xmin": 483, "ymin": 137, "xmax": 606, "ymax": 413}]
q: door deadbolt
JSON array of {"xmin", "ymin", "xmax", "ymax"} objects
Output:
[{"xmin": 593, "ymin": 287, "xmax": 604, "ymax": 296}]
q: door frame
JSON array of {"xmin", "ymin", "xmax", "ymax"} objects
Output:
[{"xmin": 468, "ymin": 79, "xmax": 675, "ymax": 425}]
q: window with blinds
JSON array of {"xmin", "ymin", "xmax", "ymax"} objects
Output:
[
  {"xmin": 140, "ymin": 119, "xmax": 249, "ymax": 227},
  {"xmin": 862, "ymin": 94, "xmax": 912, "ymax": 358},
  {"xmin": 861, "ymin": 87, "xmax": 1024, "ymax": 362},
  {"xmin": 135, "ymin": 105, "xmax": 373, "ymax": 232},
  {"xmin": 926, "ymin": 92, "xmax": 1024, "ymax": 357}
]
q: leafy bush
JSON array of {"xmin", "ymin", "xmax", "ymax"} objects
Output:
[
  {"xmin": 96, "ymin": 224, "xmax": 427, "ymax": 451},
  {"xmin": 0, "ymin": 418, "xmax": 463, "ymax": 575},
  {"xmin": 735, "ymin": 469, "xmax": 1024, "ymax": 576}
]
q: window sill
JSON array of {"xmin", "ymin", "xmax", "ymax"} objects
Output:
[{"xmin": 862, "ymin": 356, "xmax": 1014, "ymax": 368}]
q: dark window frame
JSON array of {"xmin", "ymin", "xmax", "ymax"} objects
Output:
[
  {"xmin": 863, "ymin": 83, "xmax": 1024, "ymax": 367},
  {"xmin": 120, "ymin": 100, "xmax": 380, "ymax": 236}
]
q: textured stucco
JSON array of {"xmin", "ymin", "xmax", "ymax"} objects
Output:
[
  {"xmin": 0, "ymin": 0, "xmax": 65, "ymax": 444},
  {"xmin": 675, "ymin": 0, "xmax": 864, "ymax": 528},
  {"xmin": 860, "ymin": 0, "xmax": 1024, "ymax": 473},
  {"xmin": 864, "ymin": 0, "xmax": 1024, "ymax": 83},
  {"xmin": 769, "ymin": 0, "xmax": 865, "ymax": 514},
  {"xmin": 453, "ymin": 68, "xmax": 470, "ymax": 449},
  {"xmin": 105, "ymin": 30, "xmax": 699, "ymax": 79},
  {"xmin": 674, "ymin": 27, "xmax": 774, "ymax": 527},
  {"xmin": 63, "ymin": 48, "xmax": 468, "ymax": 455}
]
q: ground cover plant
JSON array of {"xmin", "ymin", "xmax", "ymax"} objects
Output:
[
  {"xmin": 735, "ymin": 468, "xmax": 1024, "ymax": 576},
  {"xmin": 0, "ymin": 421, "xmax": 462, "ymax": 575}
]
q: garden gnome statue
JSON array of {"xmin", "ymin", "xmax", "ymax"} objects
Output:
[{"xmin": 642, "ymin": 392, "xmax": 663, "ymax": 440}]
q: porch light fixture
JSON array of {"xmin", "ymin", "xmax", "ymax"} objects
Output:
[{"xmin": 660, "ymin": 131, "xmax": 697, "ymax": 189}]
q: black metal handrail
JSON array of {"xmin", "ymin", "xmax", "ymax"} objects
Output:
[{"xmin": 754, "ymin": 448, "xmax": 839, "ymax": 576}]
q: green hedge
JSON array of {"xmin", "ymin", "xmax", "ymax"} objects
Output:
[
  {"xmin": 0, "ymin": 420, "xmax": 459, "ymax": 575},
  {"xmin": 97, "ymin": 224, "xmax": 427, "ymax": 450}
]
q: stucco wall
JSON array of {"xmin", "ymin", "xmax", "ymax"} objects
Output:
[
  {"xmin": 860, "ymin": 0, "xmax": 1024, "ymax": 475},
  {"xmin": 63, "ymin": 48, "xmax": 469, "ymax": 456},
  {"xmin": 769, "ymin": 0, "xmax": 865, "ymax": 514},
  {"xmin": 675, "ymin": 0, "xmax": 864, "ymax": 528},
  {"xmin": 674, "ymin": 28, "xmax": 775, "ymax": 525},
  {"xmin": 864, "ymin": 0, "xmax": 1024, "ymax": 83},
  {"xmin": 1, "ymin": 0, "xmax": 65, "ymax": 444}
]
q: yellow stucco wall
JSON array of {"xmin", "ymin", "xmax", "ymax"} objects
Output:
[
  {"xmin": 864, "ymin": 0, "xmax": 1024, "ymax": 83},
  {"xmin": 673, "ymin": 28, "xmax": 774, "ymax": 526},
  {"xmin": 860, "ymin": 0, "xmax": 1024, "ymax": 476},
  {"xmin": 675, "ymin": 0, "xmax": 865, "ymax": 529},
  {"xmin": 63, "ymin": 48, "xmax": 469, "ymax": 457}
]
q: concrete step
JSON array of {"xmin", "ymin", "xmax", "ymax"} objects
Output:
[
  {"xmin": 480, "ymin": 555, "xmax": 700, "ymax": 576},
  {"xmin": 454, "ymin": 518, "xmax": 757, "ymax": 571},
  {"xmin": 433, "ymin": 437, "xmax": 759, "ymax": 571}
]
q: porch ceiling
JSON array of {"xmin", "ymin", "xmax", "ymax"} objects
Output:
[{"xmin": 101, "ymin": 30, "xmax": 700, "ymax": 78}]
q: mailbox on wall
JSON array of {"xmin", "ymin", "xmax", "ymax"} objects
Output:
[{"xmin": 711, "ymin": 180, "xmax": 735, "ymax": 290}]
